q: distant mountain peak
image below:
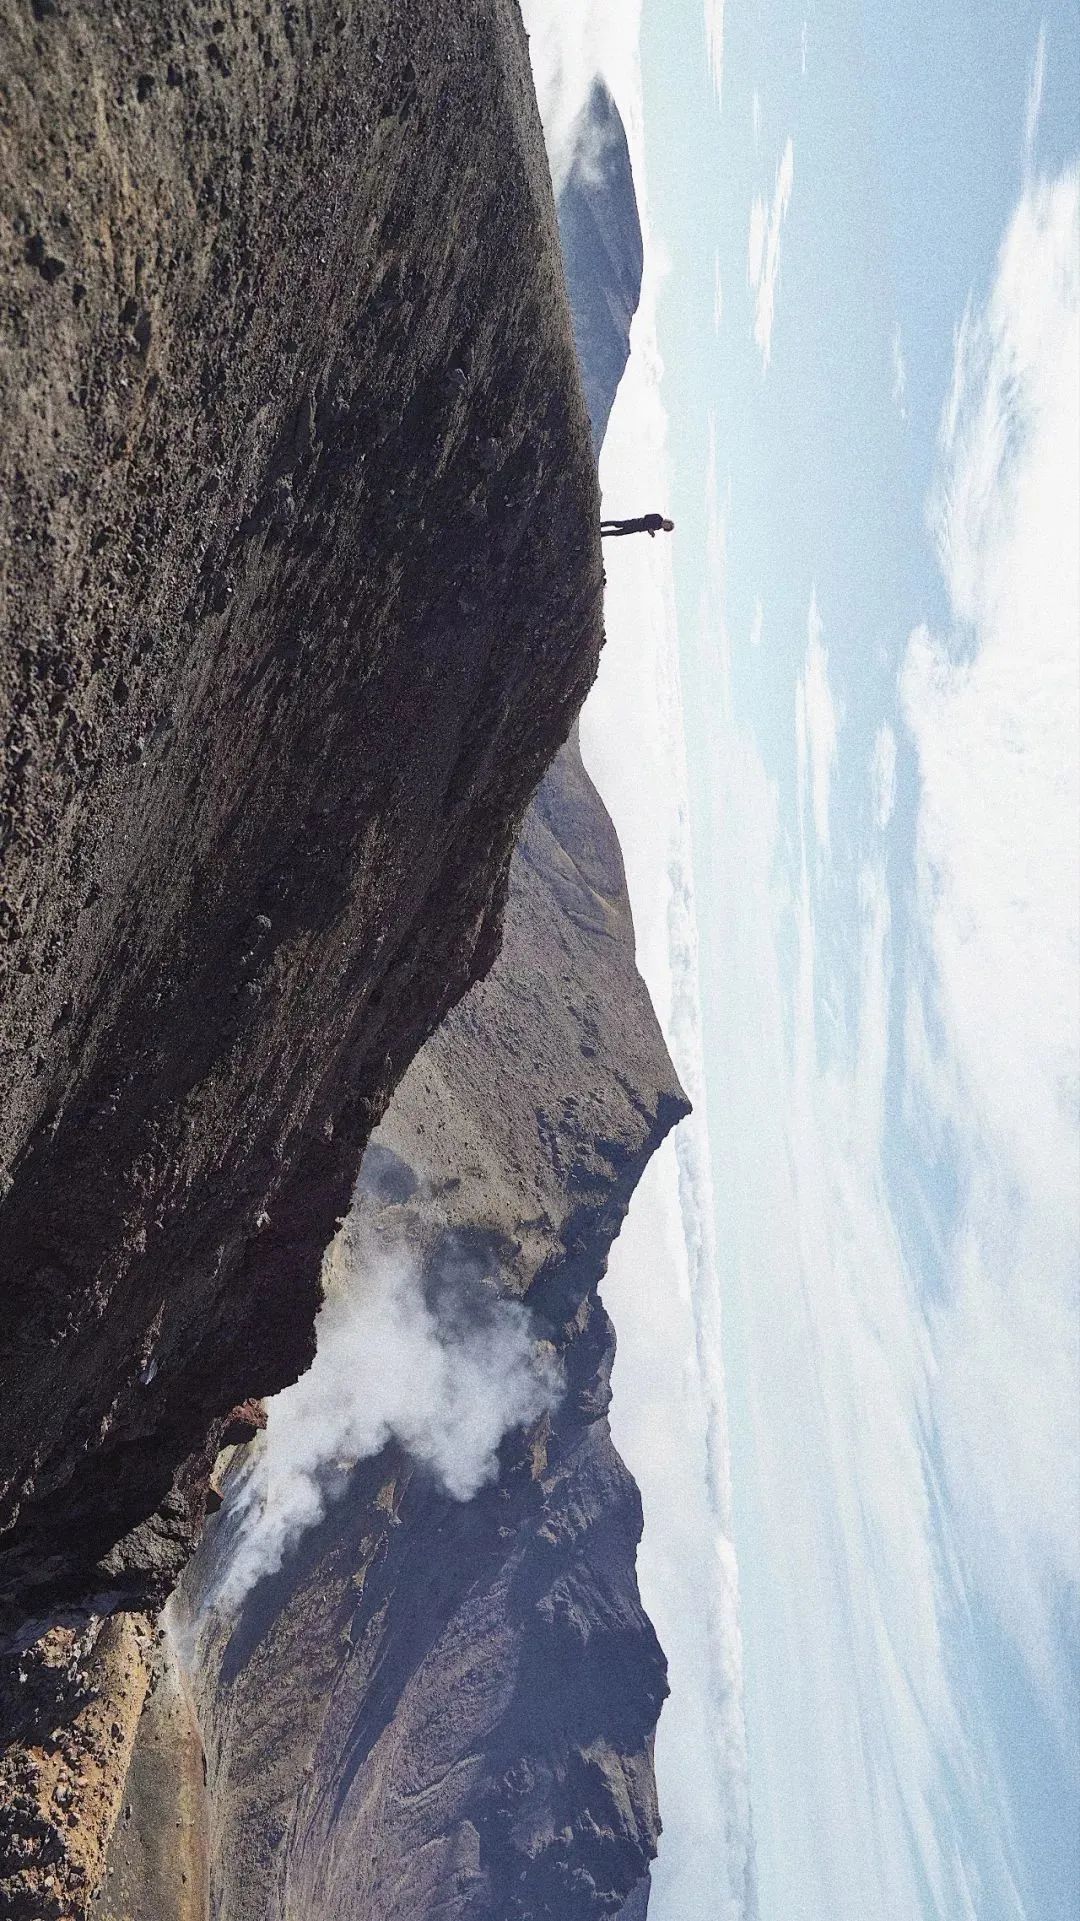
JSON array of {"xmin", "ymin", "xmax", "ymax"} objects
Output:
[{"xmin": 558, "ymin": 82, "xmax": 644, "ymax": 452}]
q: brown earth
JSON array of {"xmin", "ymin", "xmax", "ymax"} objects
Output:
[
  {"xmin": 0, "ymin": 1612, "xmax": 153, "ymax": 1921},
  {"xmin": 94, "ymin": 1629, "xmax": 209, "ymax": 1921}
]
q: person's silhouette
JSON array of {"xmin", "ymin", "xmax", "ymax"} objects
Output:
[{"xmin": 600, "ymin": 513, "xmax": 675, "ymax": 538}]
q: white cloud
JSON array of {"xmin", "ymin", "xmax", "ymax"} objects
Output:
[
  {"xmin": 800, "ymin": 17, "xmax": 809, "ymax": 78},
  {"xmin": 692, "ymin": 642, "xmax": 984, "ymax": 1921},
  {"xmin": 747, "ymin": 138, "xmax": 795, "ymax": 372},
  {"xmin": 1023, "ymin": 23, "xmax": 1047, "ymax": 177},
  {"xmin": 519, "ymin": 0, "xmax": 644, "ymax": 196},
  {"xmin": 796, "ymin": 589, "xmax": 839, "ymax": 853},
  {"xmin": 872, "ymin": 723, "xmax": 898, "ymax": 829},
  {"xmin": 705, "ymin": 0, "xmax": 726, "ymax": 108},
  {"xmin": 699, "ymin": 603, "xmax": 1035, "ymax": 1921},
  {"xmin": 688, "ymin": 165, "xmax": 1079, "ymax": 1921},
  {"xmin": 751, "ymin": 90, "xmax": 761, "ymax": 149},
  {"xmin": 714, "ymin": 253, "xmax": 724, "ymax": 332},
  {"xmin": 749, "ymin": 597, "xmax": 763, "ymax": 650},
  {"xmin": 902, "ymin": 164, "xmax": 1080, "ymax": 1711},
  {"xmin": 747, "ymin": 199, "xmax": 766, "ymax": 298},
  {"xmin": 892, "ymin": 324, "xmax": 909, "ymax": 420}
]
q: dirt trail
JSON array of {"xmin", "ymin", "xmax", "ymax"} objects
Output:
[
  {"xmin": 96, "ymin": 1623, "xmax": 210, "ymax": 1921},
  {"xmin": 0, "ymin": 0, "xmax": 598, "ymax": 1614}
]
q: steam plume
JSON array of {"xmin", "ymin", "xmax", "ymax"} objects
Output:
[{"xmin": 210, "ymin": 1227, "xmax": 560, "ymax": 1611}]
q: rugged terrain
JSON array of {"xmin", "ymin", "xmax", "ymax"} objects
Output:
[
  {"xmin": 0, "ymin": 21, "xmax": 680, "ymax": 1917},
  {"xmin": 1, "ymin": 2, "xmax": 606, "ymax": 1913},
  {"xmin": 155, "ymin": 86, "xmax": 680, "ymax": 1921},
  {"xmin": 179, "ymin": 735, "xmax": 686, "ymax": 1918}
]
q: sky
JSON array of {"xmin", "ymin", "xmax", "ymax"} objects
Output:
[{"xmin": 522, "ymin": 4, "xmax": 1079, "ymax": 1920}]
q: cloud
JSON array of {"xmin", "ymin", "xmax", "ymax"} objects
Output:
[
  {"xmin": 751, "ymin": 90, "xmax": 761, "ymax": 150},
  {"xmin": 747, "ymin": 201, "xmax": 765, "ymax": 299},
  {"xmin": 208, "ymin": 1222, "xmax": 560, "ymax": 1610},
  {"xmin": 700, "ymin": 634, "xmax": 1038, "ymax": 1921},
  {"xmin": 747, "ymin": 138, "xmax": 795, "ymax": 372},
  {"xmin": 520, "ymin": 0, "xmax": 644, "ymax": 196},
  {"xmin": 902, "ymin": 163, "xmax": 1080, "ymax": 1714},
  {"xmin": 872, "ymin": 723, "xmax": 897, "ymax": 829},
  {"xmin": 1023, "ymin": 23, "xmax": 1047, "ymax": 177},
  {"xmin": 795, "ymin": 589, "xmax": 839, "ymax": 854},
  {"xmin": 688, "ymin": 470, "xmax": 959, "ymax": 1912},
  {"xmin": 714, "ymin": 254, "xmax": 724, "ymax": 332},
  {"xmin": 748, "ymin": 597, "xmax": 763, "ymax": 649},
  {"xmin": 800, "ymin": 17, "xmax": 809, "ymax": 77},
  {"xmin": 892, "ymin": 324, "xmax": 909, "ymax": 420},
  {"xmin": 704, "ymin": 0, "xmax": 726, "ymax": 107},
  {"xmin": 702, "ymin": 162, "xmax": 1078, "ymax": 1921}
]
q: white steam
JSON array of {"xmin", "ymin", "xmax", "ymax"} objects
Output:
[{"xmin": 210, "ymin": 1235, "xmax": 560, "ymax": 1611}]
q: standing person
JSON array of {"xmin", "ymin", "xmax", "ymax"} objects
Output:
[{"xmin": 600, "ymin": 512, "xmax": 675, "ymax": 538}]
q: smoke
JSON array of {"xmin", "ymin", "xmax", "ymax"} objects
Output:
[{"xmin": 209, "ymin": 1226, "xmax": 561, "ymax": 1611}]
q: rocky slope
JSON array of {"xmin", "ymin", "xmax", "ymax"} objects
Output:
[
  {"xmin": 159, "ymin": 82, "xmax": 680, "ymax": 1921},
  {"xmin": 0, "ymin": 3, "xmax": 606, "ymax": 1912}
]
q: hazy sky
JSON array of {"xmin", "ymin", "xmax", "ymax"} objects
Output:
[{"xmin": 524, "ymin": 4, "xmax": 1079, "ymax": 1919}]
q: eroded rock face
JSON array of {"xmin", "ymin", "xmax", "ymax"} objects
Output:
[
  {"xmin": 0, "ymin": 0, "xmax": 600, "ymax": 1620},
  {"xmin": 168, "ymin": 90, "xmax": 679, "ymax": 1921}
]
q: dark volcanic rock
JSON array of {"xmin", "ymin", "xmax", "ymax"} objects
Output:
[
  {"xmin": 163, "ymin": 87, "xmax": 679, "ymax": 1921},
  {"xmin": 0, "ymin": 0, "xmax": 600, "ymax": 1624}
]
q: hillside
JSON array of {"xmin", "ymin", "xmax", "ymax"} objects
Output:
[{"xmin": 0, "ymin": 5, "xmax": 604, "ymax": 1914}]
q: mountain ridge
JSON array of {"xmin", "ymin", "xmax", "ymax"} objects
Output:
[{"xmin": 161, "ymin": 78, "xmax": 677, "ymax": 1921}]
